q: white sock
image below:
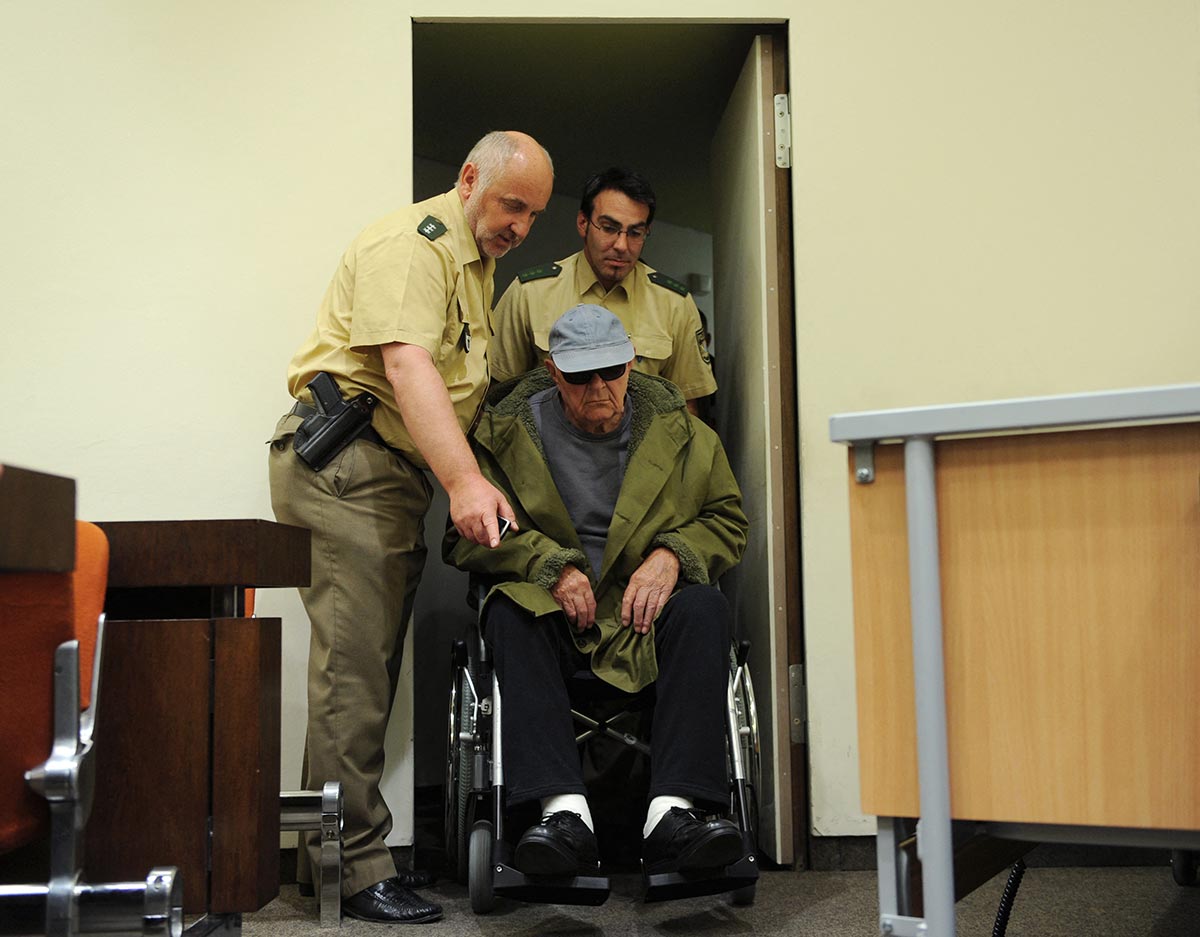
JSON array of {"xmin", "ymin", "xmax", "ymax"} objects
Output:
[
  {"xmin": 643, "ymin": 795, "xmax": 693, "ymax": 839},
  {"xmin": 541, "ymin": 793, "xmax": 594, "ymax": 832}
]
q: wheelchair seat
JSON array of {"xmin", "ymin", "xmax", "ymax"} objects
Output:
[{"xmin": 444, "ymin": 588, "xmax": 761, "ymax": 914}]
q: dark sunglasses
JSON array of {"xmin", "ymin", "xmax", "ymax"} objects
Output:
[{"xmin": 560, "ymin": 363, "xmax": 627, "ymax": 385}]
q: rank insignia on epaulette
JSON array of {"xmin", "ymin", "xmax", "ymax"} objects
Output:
[
  {"xmin": 417, "ymin": 215, "xmax": 447, "ymax": 241},
  {"xmin": 517, "ymin": 262, "xmax": 562, "ymax": 283},
  {"xmin": 648, "ymin": 271, "xmax": 689, "ymax": 296}
]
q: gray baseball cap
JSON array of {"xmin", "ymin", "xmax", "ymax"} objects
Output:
[{"xmin": 548, "ymin": 304, "xmax": 635, "ymax": 373}]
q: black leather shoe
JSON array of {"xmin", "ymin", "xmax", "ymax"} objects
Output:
[
  {"xmin": 642, "ymin": 807, "xmax": 744, "ymax": 874},
  {"xmin": 342, "ymin": 879, "xmax": 443, "ymax": 924},
  {"xmin": 298, "ymin": 868, "xmax": 434, "ymax": 897},
  {"xmin": 515, "ymin": 810, "xmax": 600, "ymax": 875}
]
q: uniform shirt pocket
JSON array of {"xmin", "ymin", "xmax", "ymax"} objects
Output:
[{"xmin": 631, "ymin": 334, "xmax": 673, "ymax": 372}]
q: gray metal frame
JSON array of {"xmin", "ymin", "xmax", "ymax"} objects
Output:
[
  {"xmin": 831, "ymin": 382, "xmax": 1200, "ymax": 937},
  {"xmin": 280, "ymin": 783, "xmax": 344, "ymax": 928},
  {"xmin": 830, "ymin": 382, "xmax": 1200, "ymax": 445}
]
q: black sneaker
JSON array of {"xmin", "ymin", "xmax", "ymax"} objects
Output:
[
  {"xmin": 642, "ymin": 807, "xmax": 744, "ymax": 874},
  {"xmin": 515, "ymin": 810, "xmax": 600, "ymax": 875}
]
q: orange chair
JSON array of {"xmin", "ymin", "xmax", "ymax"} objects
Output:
[
  {"xmin": 0, "ymin": 521, "xmax": 183, "ymax": 936},
  {"xmin": 0, "ymin": 559, "xmax": 73, "ymax": 854}
]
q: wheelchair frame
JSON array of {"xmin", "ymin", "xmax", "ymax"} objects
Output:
[{"xmin": 444, "ymin": 607, "xmax": 762, "ymax": 914}]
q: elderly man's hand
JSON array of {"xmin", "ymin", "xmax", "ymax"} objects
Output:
[
  {"xmin": 622, "ymin": 547, "xmax": 680, "ymax": 634},
  {"xmin": 551, "ymin": 564, "xmax": 596, "ymax": 632}
]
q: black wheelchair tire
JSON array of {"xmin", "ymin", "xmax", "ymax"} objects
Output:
[
  {"xmin": 469, "ymin": 822, "xmax": 496, "ymax": 913},
  {"xmin": 444, "ymin": 666, "xmax": 464, "ymax": 881},
  {"xmin": 454, "ymin": 677, "xmax": 477, "ymax": 884},
  {"xmin": 1171, "ymin": 850, "xmax": 1198, "ymax": 887}
]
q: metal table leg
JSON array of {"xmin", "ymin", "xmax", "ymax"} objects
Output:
[
  {"xmin": 902, "ymin": 436, "xmax": 956, "ymax": 936},
  {"xmin": 879, "ymin": 437, "xmax": 957, "ymax": 937}
]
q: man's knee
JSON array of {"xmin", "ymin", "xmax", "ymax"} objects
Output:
[
  {"xmin": 483, "ymin": 593, "xmax": 521, "ymax": 636},
  {"xmin": 660, "ymin": 584, "xmax": 731, "ymax": 643},
  {"xmin": 484, "ymin": 594, "xmax": 537, "ymax": 646},
  {"xmin": 484, "ymin": 596, "xmax": 561, "ymax": 669}
]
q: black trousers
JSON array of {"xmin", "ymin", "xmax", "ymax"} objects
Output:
[{"xmin": 487, "ymin": 584, "xmax": 732, "ymax": 810}]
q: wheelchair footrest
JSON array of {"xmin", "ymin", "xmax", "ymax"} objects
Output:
[
  {"xmin": 642, "ymin": 854, "xmax": 759, "ymax": 903},
  {"xmin": 492, "ymin": 863, "xmax": 611, "ymax": 906}
]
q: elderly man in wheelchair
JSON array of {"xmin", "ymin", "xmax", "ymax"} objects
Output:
[{"xmin": 445, "ymin": 303, "xmax": 752, "ymax": 897}]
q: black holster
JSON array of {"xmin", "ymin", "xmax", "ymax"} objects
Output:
[{"xmin": 292, "ymin": 373, "xmax": 379, "ymax": 471}]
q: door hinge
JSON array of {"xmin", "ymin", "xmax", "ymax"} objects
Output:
[
  {"xmin": 773, "ymin": 93, "xmax": 792, "ymax": 169},
  {"xmin": 788, "ymin": 663, "xmax": 806, "ymax": 744}
]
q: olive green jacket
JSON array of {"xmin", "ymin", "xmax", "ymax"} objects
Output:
[{"xmin": 443, "ymin": 369, "xmax": 748, "ymax": 692}]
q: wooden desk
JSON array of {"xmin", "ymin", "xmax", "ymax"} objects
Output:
[
  {"xmin": 0, "ymin": 464, "xmax": 74, "ymax": 572},
  {"xmin": 832, "ymin": 384, "xmax": 1200, "ymax": 937},
  {"xmin": 84, "ymin": 519, "xmax": 309, "ymax": 917},
  {"xmin": 848, "ymin": 423, "xmax": 1200, "ymax": 829}
]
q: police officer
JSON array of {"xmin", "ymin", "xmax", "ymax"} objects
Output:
[
  {"xmin": 268, "ymin": 130, "xmax": 553, "ymax": 924},
  {"xmin": 490, "ymin": 167, "xmax": 716, "ymax": 414}
]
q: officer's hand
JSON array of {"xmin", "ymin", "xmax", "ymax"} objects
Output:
[
  {"xmin": 621, "ymin": 548, "xmax": 680, "ymax": 635},
  {"xmin": 551, "ymin": 564, "xmax": 596, "ymax": 632},
  {"xmin": 448, "ymin": 473, "xmax": 519, "ymax": 548}
]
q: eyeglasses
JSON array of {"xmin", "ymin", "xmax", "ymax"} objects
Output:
[
  {"xmin": 560, "ymin": 363, "xmax": 628, "ymax": 385},
  {"xmin": 587, "ymin": 217, "xmax": 649, "ymax": 244}
]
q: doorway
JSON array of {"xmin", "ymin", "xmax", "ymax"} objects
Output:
[{"xmin": 407, "ymin": 20, "xmax": 804, "ymax": 867}]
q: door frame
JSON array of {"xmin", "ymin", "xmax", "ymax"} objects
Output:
[{"xmin": 410, "ymin": 16, "xmax": 807, "ymax": 867}]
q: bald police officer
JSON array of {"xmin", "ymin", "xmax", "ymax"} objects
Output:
[
  {"xmin": 269, "ymin": 131, "xmax": 553, "ymax": 924},
  {"xmin": 490, "ymin": 167, "xmax": 716, "ymax": 414}
]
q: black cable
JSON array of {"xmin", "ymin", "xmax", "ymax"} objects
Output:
[{"xmin": 992, "ymin": 858, "xmax": 1027, "ymax": 937}]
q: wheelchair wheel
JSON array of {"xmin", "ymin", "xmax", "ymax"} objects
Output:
[
  {"xmin": 1171, "ymin": 850, "xmax": 1198, "ymax": 886},
  {"xmin": 468, "ymin": 821, "xmax": 496, "ymax": 913},
  {"xmin": 444, "ymin": 660, "xmax": 477, "ymax": 884},
  {"xmin": 731, "ymin": 882, "xmax": 757, "ymax": 906},
  {"xmin": 731, "ymin": 655, "xmax": 762, "ymax": 842}
]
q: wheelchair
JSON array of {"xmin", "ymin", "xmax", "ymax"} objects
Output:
[{"xmin": 444, "ymin": 590, "xmax": 762, "ymax": 914}]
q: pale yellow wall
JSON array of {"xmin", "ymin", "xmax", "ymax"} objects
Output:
[
  {"xmin": 3, "ymin": 1, "xmax": 1197, "ymax": 843},
  {"xmin": 792, "ymin": 0, "xmax": 1200, "ymax": 834},
  {"xmin": 0, "ymin": 0, "xmax": 415, "ymax": 837}
]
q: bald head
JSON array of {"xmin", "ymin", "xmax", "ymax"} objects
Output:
[
  {"xmin": 458, "ymin": 130, "xmax": 554, "ymax": 259},
  {"xmin": 461, "ymin": 131, "xmax": 553, "ymax": 192}
]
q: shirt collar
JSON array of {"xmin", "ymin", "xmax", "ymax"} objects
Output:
[
  {"xmin": 571, "ymin": 251, "xmax": 633, "ymax": 300},
  {"xmin": 441, "ymin": 188, "xmax": 491, "ymax": 274}
]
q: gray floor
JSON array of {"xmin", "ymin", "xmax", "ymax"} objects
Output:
[{"xmin": 243, "ymin": 865, "xmax": 1200, "ymax": 937}]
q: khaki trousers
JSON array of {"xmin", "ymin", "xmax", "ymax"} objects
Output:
[{"xmin": 268, "ymin": 413, "xmax": 433, "ymax": 896}]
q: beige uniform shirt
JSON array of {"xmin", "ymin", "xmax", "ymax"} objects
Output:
[
  {"xmin": 286, "ymin": 189, "xmax": 494, "ymax": 468},
  {"xmin": 490, "ymin": 252, "xmax": 717, "ymax": 400}
]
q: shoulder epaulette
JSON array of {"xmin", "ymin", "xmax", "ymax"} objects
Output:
[
  {"xmin": 517, "ymin": 262, "xmax": 562, "ymax": 284},
  {"xmin": 648, "ymin": 270, "xmax": 689, "ymax": 296},
  {"xmin": 416, "ymin": 215, "xmax": 447, "ymax": 241}
]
